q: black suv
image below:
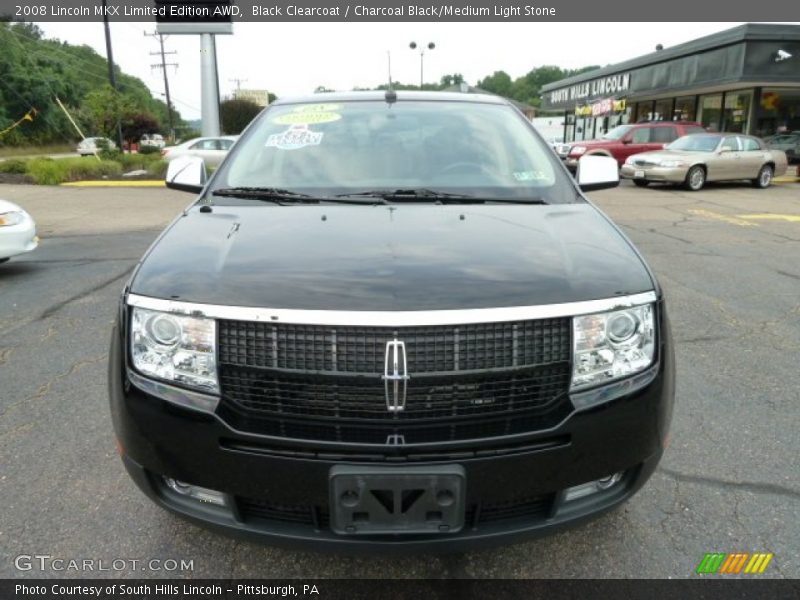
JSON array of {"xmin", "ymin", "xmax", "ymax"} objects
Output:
[{"xmin": 109, "ymin": 92, "xmax": 674, "ymax": 552}]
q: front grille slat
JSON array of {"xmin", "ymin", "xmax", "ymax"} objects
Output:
[{"xmin": 218, "ymin": 317, "xmax": 572, "ymax": 445}]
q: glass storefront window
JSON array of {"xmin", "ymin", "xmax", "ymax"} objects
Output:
[
  {"xmin": 755, "ymin": 88, "xmax": 800, "ymax": 138},
  {"xmin": 674, "ymin": 96, "xmax": 696, "ymax": 121},
  {"xmin": 722, "ymin": 91, "xmax": 752, "ymax": 133},
  {"xmin": 653, "ymin": 99, "xmax": 672, "ymax": 121},
  {"xmin": 634, "ymin": 102, "xmax": 653, "ymax": 123},
  {"xmin": 698, "ymin": 94, "xmax": 723, "ymax": 131}
]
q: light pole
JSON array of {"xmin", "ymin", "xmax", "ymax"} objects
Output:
[{"xmin": 409, "ymin": 41, "xmax": 435, "ymax": 90}]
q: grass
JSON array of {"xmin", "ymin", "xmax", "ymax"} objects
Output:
[
  {"xmin": 0, "ymin": 154, "xmax": 168, "ymax": 185},
  {"xmin": 0, "ymin": 144, "xmax": 74, "ymax": 158}
]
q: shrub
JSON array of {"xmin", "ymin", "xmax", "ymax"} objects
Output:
[
  {"xmin": 0, "ymin": 158, "xmax": 29, "ymax": 174},
  {"xmin": 26, "ymin": 157, "xmax": 122, "ymax": 185},
  {"xmin": 148, "ymin": 159, "xmax": 169, "ymax": 178},
  {"xmin": 138, "ymin": 144, "xmax": 161, "ymax": 155}
]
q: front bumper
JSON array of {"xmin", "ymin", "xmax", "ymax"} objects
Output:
[
  {"xmin": 0, "ymin": 216, "xmax": 38, "ymax": 260},
  {"xmin": 109, "ymin": 306, "xmax": 675, "ymax": 552},
  {"xmin": 620, "ymin": 164, "xmax": 688, "ymax": 183}
]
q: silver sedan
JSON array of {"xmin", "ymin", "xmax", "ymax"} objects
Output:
[{"xmin": 620, "ymin": 133, "xmax": 788, "ymax": 191}]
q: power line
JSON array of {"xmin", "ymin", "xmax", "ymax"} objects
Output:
[{"xmin": 145, "ymin": 31, "xmax": 178, "ymax": 140}]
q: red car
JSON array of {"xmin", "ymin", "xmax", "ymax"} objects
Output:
[{"xmin": 557, "ymin": 121, "xmax": 706, "ymax": 170}]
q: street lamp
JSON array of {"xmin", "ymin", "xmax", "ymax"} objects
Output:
[{"xmin": 409, "ymin": 41, "xmax": 435, "ymax": 90}]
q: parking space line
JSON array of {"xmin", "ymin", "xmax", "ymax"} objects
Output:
[
  {"xmin": 737, "ymin": 213, "xmax": 800, "ymax": 223},
  {"xmin": 687, "ymin": 209, "xmax": 759, "ymax": 228}
]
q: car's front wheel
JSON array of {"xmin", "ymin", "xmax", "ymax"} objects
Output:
[
  {"xmin": 684, "ymin": 165, "xmax": 706, "ymax": 191},
  {"xmin": 633, "ymin": 179, "xmax": 650, "ymax": 187},
  {"xmin": 752, "ymin": 164, "xmax": 773, "ymax": 188}
]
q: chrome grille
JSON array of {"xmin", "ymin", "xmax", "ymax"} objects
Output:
[{"xmin": 218, "ymin": 319, "xmax": 571, "ymax": 375}]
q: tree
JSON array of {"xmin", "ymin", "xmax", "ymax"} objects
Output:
[
  {"xmin": 477, "ymin": 71, "xmax": 514, "ymax": 98},
  {"xmin": 220, "ymin": 98, "xmax": 261, "ymax": 135},
  {"xmin": 122, "ymin": 112, "xmax": 160, "ymax": 148},
  {"xmin": 439, "ymin": 73, "xmax": 465, "ymax": 88},
  {"xmin": 83, "ymin": 85, "xmax": 136, "ymax": 138}
]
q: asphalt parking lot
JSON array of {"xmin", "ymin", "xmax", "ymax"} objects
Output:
[{"xmin": 1, "ymin": 179, "xmax": 799, "ymax": 579}]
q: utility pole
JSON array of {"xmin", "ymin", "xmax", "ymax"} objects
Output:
[
  {"xmin": 200, "ymin": 33, "xmax": 221, "ymax": 137},
  {"xmin": 229, "ymin": 78, "xmax": 247, "ymax": 102},
  {"xmin": 101, "ymin": 0, "xmax": 124, "ymax": 150},
  {"xmin": 146, "ymin": 32, "xmax": 178, "ymax": 141}
]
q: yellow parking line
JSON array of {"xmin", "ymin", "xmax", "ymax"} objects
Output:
[
  {"xmin": 687, "ymin": 209, "xmax": 758, "ymax": 228},
  {"xmin": 61, "ymin": 180, "xmax": 165, "ymax": 187},
  {"xmin": 737, "ymin": 213, "xmax": 800, "ymax": 223}
]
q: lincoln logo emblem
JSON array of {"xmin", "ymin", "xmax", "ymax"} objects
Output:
[{"xmin": 382, "ymin": 339, "xmax": 410, "ymax": 412}]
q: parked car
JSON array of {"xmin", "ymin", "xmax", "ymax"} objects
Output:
[
  {"xmin": 765, "ymin": 132, "xmax": 800, "ymax": 164},
  {"xmin": 557, "ymin": 121, "xmax": 706, "ymax": 170},
  {"xmin": 0, "ymin": 199, "xmax": 37, "ymax": 263},
  {"xmin": 110, "ymin": 91, "xmax": 674, "ymax": 552},
  {"xmin": 161, "ymin": 136, "xmax": 238, "ymax": 167},
  {"xmin": 620, "ymin": 133, "xmax": 788, "ymax": 190},
  {"xmin": 140, "ymin": 133, "xmax": 166, "ymax": 150},
  {"xmin": 76, "ymin": 137, "xmax": 116, "ymax": 156}
]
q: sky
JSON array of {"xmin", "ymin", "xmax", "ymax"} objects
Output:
[{"xmin": 37, "ymin": 21, "xmax": 761, "ymax": 120}]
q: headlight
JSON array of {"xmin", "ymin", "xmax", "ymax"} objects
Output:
[
  {"xmin": 624, "ymin": 156, "xmax": 636, "ymax": 165},
  {"xmin": 571, "ymin": 146, "xmax": 587, "ymax": 156},
  {"xmin": 131, "ymin": 307, "xmax": 218, "ymax": 393},
  {"xmin": 658, "ymin": 160, "xmax": 685, "ymax": 168},
  {"xmin": 0, "ymin": 211, "xmax": 24, "ymax": 227},
  {"xmin": 571, "ymin": 304, "xmax": 655, "ymax": 390}
]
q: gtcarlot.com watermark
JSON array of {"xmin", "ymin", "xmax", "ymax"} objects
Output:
[{"xmin": 14, "ymin": 554, "xmax": 194, "ymax": 573}]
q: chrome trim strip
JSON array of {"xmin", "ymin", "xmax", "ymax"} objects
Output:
[
  {"xmin": 127, "ymin": 369, "xmax": 220, "ymax": 414},
  {"xmin": 126, "ymin": 291, "xmax": 657, "ymax": 327},
  {"xmin": 570, "ymin": 363, "xmax": 660, "ymax": 411}
]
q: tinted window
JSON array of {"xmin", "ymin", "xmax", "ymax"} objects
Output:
[
  {"xmin": 631, "ymin": 127, "xmax": 652, "ymax": 143},
  {"xmin": 215, "ymin": 100, "xmax": 576, "ymax": 203},
  {"xmin": 720, "ymin": 137, "xmax": 739, "ymax": 151},
  {"xmin": 219, "ymin": 139, "xmax": 234, "ymax": 150},
  {"xmin": 652, "ymin": 127, "xmax": 678, "ymax": 143},
  {"xmin": 667, "ymin": 135, "xmax": 721, "ymax": 152},
  {"xmin": 739, "ymin": 137, "xmax": 761, "ymax": 151}
]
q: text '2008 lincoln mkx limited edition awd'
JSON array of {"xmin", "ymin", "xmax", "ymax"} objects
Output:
[{"xmin": 109, "ymin": 91, "xmax": 674, "ymax": 552}]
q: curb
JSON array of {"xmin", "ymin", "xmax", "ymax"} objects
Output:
[{"xmin": 61, "ymin": 180, "xmax": 165, "ymax": 188}]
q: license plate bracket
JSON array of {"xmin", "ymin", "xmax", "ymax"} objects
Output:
[
  {"xmin": 329, "ymin": 465, "xmax": 466, "ymax": 535},
  {"xmin": 634, "ymin": 169, "xmax": 645, "ymax": 178}
]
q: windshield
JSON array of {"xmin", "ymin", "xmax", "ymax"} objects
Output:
[
  {"xmin": 667, "ymin": 135, "xmax": 721, "ymax": 152},
  {"xmin": 601, "ymin": 125, "xmax": 633, "ymax": 140},
  {"xmin": 211, "ymin": 99, "xmax": 577, "ymax": 204}
]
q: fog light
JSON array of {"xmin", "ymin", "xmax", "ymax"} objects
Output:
[
  {"xmin": 163, "ymin": 477, "xmax": 227, "ymax": 506},
  {"xmin": 563, "ymin": 472, "xmax": 624, "ymax": 502}
]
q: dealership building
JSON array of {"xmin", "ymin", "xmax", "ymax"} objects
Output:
[{"xmin": 541, "ymin": 23, "xmax": 800, "ymax": 143}]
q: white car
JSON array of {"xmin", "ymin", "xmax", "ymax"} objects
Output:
[
  {"xmin": 0, "ymin": 199, "xmax": 37, "ymax": 263},
  {"xmin": 77, "ymin": 137, "xmax": 116, "ymax": 156},
  {"xmin": 161, "ymin": 136, "xmax": 238, "ymax": 167},
  {"xmin": 140, "ymin": 133, "xmax": 166, "ymax": 149}
]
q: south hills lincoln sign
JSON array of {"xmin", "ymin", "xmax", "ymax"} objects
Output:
[{"xmin": 548, "ymin": 73, "xmax": 632, "ymax": 106}]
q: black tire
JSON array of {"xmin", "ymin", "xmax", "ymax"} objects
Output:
[
  {"xmin": 684, "ymin": 165, "xmax": 706, "ymax": 191},
  {"xmin": 633, "ymin": 179, "xmax": 650, "ymax": 187},
  {"xmin": 752, "ymin": 164, "xmax": 773, "ymax": 189}
]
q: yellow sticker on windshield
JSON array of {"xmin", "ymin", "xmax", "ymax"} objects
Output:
[
  {"xmin": 273, "ymin": 111, "xmax": 341, "ymax": 125},
  {"xmin": 292, "ymin": 104, "xmax": 341, "ymax": 113}
]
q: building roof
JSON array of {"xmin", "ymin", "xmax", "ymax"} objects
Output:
[{"xmin": 542, "ymin": 23, "xmax": 800, "ymax": 93}]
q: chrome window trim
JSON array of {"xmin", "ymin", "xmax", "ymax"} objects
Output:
[{"xmin": 126, "ymin": 291, "xmax": 657, "ymax": 327}]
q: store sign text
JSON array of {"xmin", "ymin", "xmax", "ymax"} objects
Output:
[{"xmin": 549, "ymin": 73, "xmax": 631, "ymax": 104}]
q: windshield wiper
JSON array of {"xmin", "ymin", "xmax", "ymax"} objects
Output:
[
  {"xmin": 212, "ymin": 187, "xmax": 317, "ymax": 202},
  {"xmin": 337, "ymin": 188, "xmax": 548, "ymax": 205},
  {"xmin": 211, "ymin": 187, "xmax": 386, "ymax": 205}
]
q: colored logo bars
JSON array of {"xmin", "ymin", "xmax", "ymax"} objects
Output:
[{"xmin": 696, "ymin": 552, "xmax": 773, "ymax": 574}]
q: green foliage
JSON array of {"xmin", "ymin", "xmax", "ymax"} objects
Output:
[
  {"xmin": 0, "ymin": 22, "xmax": 183, "ymax": 147},
  {"xmin": 220, "ymin": 98, "xmax": 262, "ymax": 135},
  {"xmin": 0, "ymin": 159, "xmax": 28, "ymax": 174},
  {"xmin": 26, "ymin": 157, "xmax": 122, "ymax": 185},
  {"xmin": 138, "ymin": 144, "xmax": 161, "ymax": 155},
  {"xmin": 478, "ymin": 65, "xmax": 601, "ymax": 108}
]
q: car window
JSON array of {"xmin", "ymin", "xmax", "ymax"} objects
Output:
[
  {"xmin": 720, "ymin": 137, "xmax": 739, "ymax": 152},
  {"xmin": 652, "ymin": 127, "xmax": 678, "ymax": 143},
  {"xmin": 631, "ymin": 127, "xmax": 652, "ymax": 144},
  {"xmin": 190, "ymin": 139, "xmax": 220, "ymax": 150},
  {"xmin": 219, "ymin": 139, "xmax": 234, "ymax": 150},
  {"xmin": 667, "ymin": 135, "xmax": 722, "ymax": 152},
  {"xmin": 685, "ymin": 126, "xmax": 707, "ymax": 135},
  {"xmin": 739, "ymin": 137, "xmax": 761, "ymax": 151},
  {"xmin": 215, "ymin": 100, "xmax": 576, "ymax": 203}
]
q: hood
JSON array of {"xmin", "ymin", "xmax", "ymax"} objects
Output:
[
  {"xmin": 630, "ymin": 149, "xmax": 704, "ymax": 162},
  {"xmin": 130, "ymin": 203, "xmax": 654, "ymax": 311}
]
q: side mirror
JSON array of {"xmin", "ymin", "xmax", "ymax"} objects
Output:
[
  {"xmin": 165, "ymin": 156, "xmax": 207, "ymax": 193},
  {"xmin": 576, "ymin": 155, "xmax": 620, "ymax": 192},
  {"xmin": 621, "ymin": 138, "xmax": 632, "ymax": 144}
]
